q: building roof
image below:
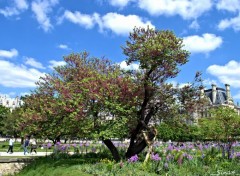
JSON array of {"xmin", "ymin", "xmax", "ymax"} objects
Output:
[{"xmin": 204, "ymin": 88, "xmax": 228, "ymax": 105}]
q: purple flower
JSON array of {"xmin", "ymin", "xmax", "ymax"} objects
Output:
[
  {"xmin": 56, "ymin": 142, "xmax": 61, "ymax": 145},
  {"xmin": 166, "ymin": 154, "xmax": 172, "ymax": 161},
  {"xmin": 128, "ymin": 154, "xmax": 138, "ymax": 163},
  {"xmin": 204, "ymin": 144, "xmax": 209, "ymax": 149},
  {"xmin": 72, "ymin": 143, "xmax": 77, "ymax": 148},
  {"xmin": 187, "ymin": 154, "xmax": 193, "ymax": 160},
  {"xmin": 47, "ymin": 143, "xmax": 52, "ymax": 148},
  {"xmin": 167, "ymin": 145, "xmax": 173, "ymax": 151},
  {"xmin": 61, "ymin": 145, "xmax": 66, "ymax": 151},
  {"xmin": 188, "ymin": 144, "xmax": 194, "ymax": 149},
  {"xmin": 151, "ymin": 153, "xmax": 161, "ymax": 161},
  {"xmin": 235, "ymin": 152, "xmax": 240, "ymax": 158}
]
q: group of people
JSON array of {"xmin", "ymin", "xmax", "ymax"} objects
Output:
[{"xmin": 7, "ymin": 136, "xmax": 38, "ymax": 155}]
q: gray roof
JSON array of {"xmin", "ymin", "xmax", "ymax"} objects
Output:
[{"xmin": 204, "ymin": 87, "xmax": 228, "ymax": 105}]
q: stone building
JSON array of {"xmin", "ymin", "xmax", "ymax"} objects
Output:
[
  {"xmin": 0, "ymin": 96, "xmax": 23, "ymax": 111},
  {"xmin": 199, "ymin": 84, "xmax": 240, "ymax": 117}
]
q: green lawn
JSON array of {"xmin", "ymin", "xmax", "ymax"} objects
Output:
[
  {"xmin": 15, "ymin": 151, "xmax": 240, "ymax": 176},
  {"xmin": 16, "ymin": 155, "xmax": 159, "ymax": 176}
]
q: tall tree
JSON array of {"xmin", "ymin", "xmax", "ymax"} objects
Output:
[
  {"xmin": 122, "ymin": 27, "xmax": 189, "ymax": 157},
  {"xmin": 18, "ymin": 27, "xmax": 200, "ymax": 161}
]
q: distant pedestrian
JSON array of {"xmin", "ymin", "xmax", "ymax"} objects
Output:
[
  {"xmin": 30, "ymin": 138, "xmax": 37, "ymax": 154},
  {"xmin": 7, "ymin": 137, "xmax": 14, "ymax": 154},
  {"xmin": 23, "ymin": 137, "xmax": 30, "ymax": 155}
]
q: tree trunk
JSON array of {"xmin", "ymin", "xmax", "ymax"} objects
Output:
[
  {"xmin": 227, "ymin": 141, "xmax": 233, "ymax": 160},
  {"xmin": 126, "ymin": 109, "xmax": 156, "ymax": 158},
  {"xmin": 21, "ymin": 137, "xmax": 24, "ymax": 145},
  {"xmin": 103, "ymin": 139, "xmax": 121, "ymax": 162},
  {"xmin": 126, "ymin": 139, "xmax": 147, "ymax": 158}
]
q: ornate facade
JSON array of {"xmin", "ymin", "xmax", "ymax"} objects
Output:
[{"xmin": 201, "ymin": 84, "xmax": 240, "ymax": 116}]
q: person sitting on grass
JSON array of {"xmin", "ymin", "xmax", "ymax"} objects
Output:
[
  {"xmin": 30, "ymin": 138, "xmax": 37, "ymax": 154},
  {"xmin": 7, "ymin": 136, "xmax": 14, "ymax": 154}
]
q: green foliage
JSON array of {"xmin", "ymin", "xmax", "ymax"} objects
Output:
[
  {"xmin": 199, "ymin": 106, "xmax": 240, "ymax": 142},
  {"xmin": 0, "ymin": 105, "xmax": 10, "ymax": 135},
  {"xmin": 14, "ymin": 27, "xmax": 200, "ymax": 160},
  {"xmin": 16, "ymin": 150, "xmax": 240, "ymax": 176},
  {"xmin": 157, "ymin": 121, "xmax": 201, "ymax": 142}
]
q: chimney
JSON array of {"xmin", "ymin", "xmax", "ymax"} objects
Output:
[
  {"xmin": 225, "ymin": 84, "xmax": 230, "ymax": 103},
  {"xmin": 212, "ymin": 84, "xmax": 217, "ymax": 104},
  {"xmin": 199, "ymin": 86, "xmax": 205, "ymax": 99}
]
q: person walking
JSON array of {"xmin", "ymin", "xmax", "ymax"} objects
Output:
[
  {"xmin": 23, "ymin": 137, "xmax": 30, "ymax": 155},
  {"xmin": 7, "ymin": 137, "xmax": 14, "ymax": 154},
  {"xmin": 30, "ymin": 138, "xmax": 37, "ymax": 154}
]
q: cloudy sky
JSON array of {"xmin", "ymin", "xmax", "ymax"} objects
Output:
[{"xmin": 0, "ymin": 0, "xmax": 240, "ymax": 103}]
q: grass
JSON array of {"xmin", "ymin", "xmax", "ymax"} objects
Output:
[
  {"xmin": 16, "ymin": 154, "xmax": 159, "ymax": 176},
  {"xmin": 15, "ymin": 153, "xmax": 240, "ymax": 176},
  {"xmin": 3, "ymin": 142, "xmax": 240, "ymax": 175}
]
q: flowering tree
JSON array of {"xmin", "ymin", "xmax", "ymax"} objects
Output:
[
  {"xmin": 122, "ymin": 27, "xmax": 189, "ymax": 158},
  {"xmin": 18, "ymin": 27, "xmax": 201, "ymax": 162},
  {"xmin": 19, "ymin": 52, "xmax": 141, "ymax": 161}
]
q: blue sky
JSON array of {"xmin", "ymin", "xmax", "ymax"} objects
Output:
[{"xmin": 0, "ymin": 0, "xmax": 240, "ymax": 103}]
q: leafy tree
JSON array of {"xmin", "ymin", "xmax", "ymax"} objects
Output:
[
  {"xmin": 0, "ymin": 105, "xmax": 10, "ymax": 136},
  {"xmin": 122, "ymin": 27, "xmax": 189, "ymax": 158},
  {"xmin": 18, "ymin": 27, "xmax": 201, "ymax": 161},
  {"xmin": 2, "ymin": 107, "xmax": 22, "ymax": 138},
  {"xmin": 199, "ymin": 106, "xmax": 240, "ymax": 159},
  {"xmin": 157, "ymin": 120, "xmax": 201, "ymax": 142},
  {"xmin": 19, "ymin": 52, "xmax": 140, "ymax": 161}
]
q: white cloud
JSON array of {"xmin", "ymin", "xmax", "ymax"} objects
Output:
[
  {"xmin": 25, "ymin": 57, "xmax": 45, "ymax": 69},
  {"xmin": 15, "ymin": 0, "xmax": 29, "ymax": 10},
  {"xmin": 202, "ymin": 78, "xmax": 218, "ymax": 87},
  {"xmin": 119, "ymin": 61, "xmax": 139, "ymax": 70},
  {"xmin": 207, "ymin": 60, "xmax": 240, "ymax": 88},
  {"xmin": 60, "ymin": 10, "xmax": 155, "ymax": 36},
  {"xmin": 137, "ymin": 0, "xmax": 212, "ymax": 19},
  {"xmin": 31, "ymin": 0, "xmax": 59, "ymax": 32},
  {"xmin": 218, "ymin": 14, "xmax": 240, "ymax": 31},
  {"xmin": 0, "ymin": 60, "xmax": 45, "ymax": 88},
  {"xmin": 59, "ymin": 10, "xmax": 96, "ymax": 29},
  {"xmin": 189, "ymin": 20, "xmax": 200, "ymax": 30},
  {"xmin": 216, "ymin": 0, "xmax": 240, "ymax": 12},
  {"xmin": 97, "ymin": 12, "xmax": 155, "ymax": 36},
  {"xmin": 48, "ymin": 60, "xmax": 66, "ymax": 70},
  {"xmin": 0, "ymin": 0, "xmax": 28, "ymax": 17},
  {"xmin": 109, "ymin": 0, "xmax": 134, "ymax": 8},
  {"xmin": 183, "ymin": 33, "xmax": 223, "ymax": 53},
  {"xmin": 0, "ymin": 48, "xmax": 18, "ymax": 58},
  {"xmin": 57, "ymin": 44, "xmax": 70, "ymax": 50}
]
